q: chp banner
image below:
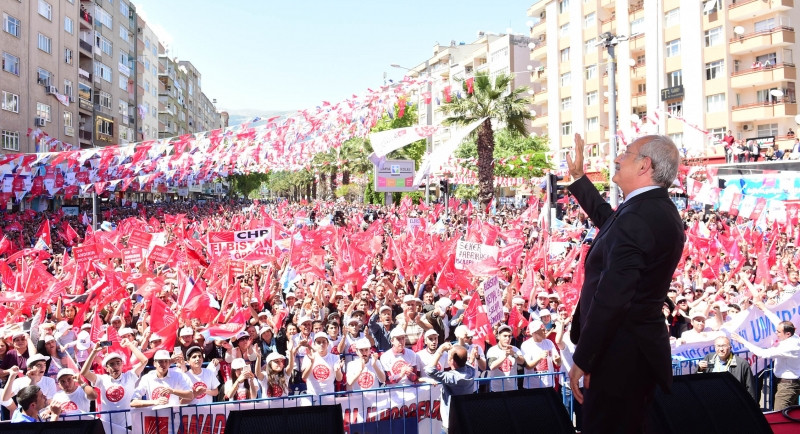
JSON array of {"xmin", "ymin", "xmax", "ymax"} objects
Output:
[{"xmin": 206, "ymin": 227, "xmax": 273, "ymax": 260}]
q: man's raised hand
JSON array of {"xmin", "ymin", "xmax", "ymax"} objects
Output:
[{"xmin": 566, "ymin": 133, "xmax": 586, "ymax": 181}]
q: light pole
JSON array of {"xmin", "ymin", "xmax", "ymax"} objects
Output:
[
  {"xmin": 391, "ymin": 62, "xmax": 432, "ymax": 205},
  {"xmin": 598, "ymin": 32, "xmax": 628, "ymax": 208}
]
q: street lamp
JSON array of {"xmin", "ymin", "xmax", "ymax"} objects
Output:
[
  {"xmin": 597, "ymin": 32, "xmax": 628, "ymax": 208},
  {"xmin": 392, "ymin": 62, "xmax": 432, "ymax": 205}
]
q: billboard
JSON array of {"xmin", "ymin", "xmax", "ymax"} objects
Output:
[{"xmin": 374, "ymin": 159, "xmax": 415, "ymax": 193}]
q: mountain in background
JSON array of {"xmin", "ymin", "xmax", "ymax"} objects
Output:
[{"xmin": 224, "ymin": 108, "xmax": 295, "ymax": 127}]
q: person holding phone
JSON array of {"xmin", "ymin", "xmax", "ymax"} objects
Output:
[{"xmin": 224, "ymin": 358, "xmax": 258, "ymax": 401}]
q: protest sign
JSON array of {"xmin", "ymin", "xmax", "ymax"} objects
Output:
[
  {"xmin": 483, "ymin": 276, "xmax": 503, "ymax": 325},
  {"xmin": 73, "ymin": 244, "xmax": 99, "ymax": 264},
  {"xmin": 454, "ymin": 240, "xmax": 498, "ymax": 270},
  {"xmin": 122, "ymin": 247, "xmax": 144, "ymax": 265},
  {"xmin": 128, "ymin": 229, "xmax": 152, "ymax": 249}
]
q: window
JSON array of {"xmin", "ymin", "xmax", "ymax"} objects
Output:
[
  {"xmin": 666, "ymin": 39, "xmax": 681, "ymax": 57},
  {"xmin": 664, "ymin": 8, "xmax": 680, "ymax": 28},
  {"xmin": 757, "ymin": 88, "xmax": 778, "ymax": 103},
  {"xmin": 667, "ymin": 99, "xmax": 683, "ymax": 116},
  {"xmin": 584, "ymin": 12, "xmax": 596, "ymax": 28},
  {"xmin": 585, "ymin": 38, "xmax": 596, "ymax": 52},
  {"xmin": 145, "ymin": 38, "xmax": 151, "ymax": 51},
  {"xmin": 64, "ymin": 111, "xmax": 73, "ymax": 128},
  {"xmin": 95, "ymin": 91, "xmax": 111, "ymax": 109},
  {"xmin": 3, "ymin": 14, "xmax": 20, "ymax": 37},
  {"xmin": 757, "ymin": 124, "xmax": 778, "ymax": 136},
  {"xmin": 64, "ymin": 79, "xmax": 73, "ymax": 99},
  {"xmin": 64, "ymin": 16, "xmax": 73, "ymax": 34},
  {"xmin": 703, "ymin": 0, "xmax": 722, "ymax": 15},
  {"xmin": 706, "ymin": 93, "xmax": 725, "ymax": 113},
  {"xmin": 37, "ymin": 68, "xmax": 52, "ymax": 86},
  {"xmin": 561, "ymin": 122, "xmax": 572, "ymax": 136},
  {"xmin": 144, "ymin": 80, "xmax": 150, "ymax": 93},
  {"xmin": 97, "ymin": 118, "xmax": 113, "ymax": 136},
  {"xmin": 36, "ymin": 102, "xmax": 51, "ymax": 122},
  {"xmin": 120, "ymin": 1, "xmax": 130, "ymax": 17},
  {"xmin": 561, "ymin": 97, "xmax": 572, "ymax": 111},
  {"xmin": 636, "ymin": 83, "xmax": 646, "ymax": 94},
  {"xmin": 754, "ymin": 18, "xmax": 776, "ymax": 33},
  {"xmin": 119, "ymin": 25, "xmax": 130, "ymax": 44},
  {"xmin": 630, "ymin": 18, "xmax": 644, "ymax": 36},
  {"xmin": 95, "ymin": 34, "xmax": 112, "ymax": 56},
  {"xmin": 64, "ymin": 47, "xmax": 73, "ymax": 65},
  {"xmin": 95, "ymin": 7, "xmax": 112, "ymax": 29},
  {"xmin": 1, "ymin": 130, "xmax": 19, "ymax": 151},
  {"xmin": 587, "ymin": 116, "xmax": 599, "ymax": 131},
  {"xmin": 560, "ymin": 47, "xmax": 570, "ymax": 62},
  {"xmin": 94, "ymin": 62, "xmax": 112, "ymax": 82},
  {"xmin": 559, "ymin": 0, "xmax": 570, "ymax": 14},
  {"xmin": 585, "ymin": 64, "xmax": 597, "ymax": 79},
  {"xmin": 636, "ymin": 54, "xmax": 645, "ymax": 66},
  {"xmin": 2, "ymin": 91, "xmax": 19, "ymax": 113},
  {"xmin": 119, "ymin": 74, "xmax": 127, "ymax": 91},
  {"xmin": 705, "ymin": 60, "xmax": 724, "ymax": 80},
  {"xmin": 704, "ymin": 27, "xmax": 722, "ymax": 47},
  {"xmin": 2, "ymin": 52, "xmax": 19, "ymax": 75},
  {"xmin": 560, "ymin": 23, "xmax": 570, "ymax": 37},
  {"xmin": 490, "ymin": 47, "xmax": 508, "ymax": 63},
  {"xmin": 560, "ymin": 72, "xmax": 571, "ymax": 87},
  {"xmin": 667, "ymin": 70, "xmax": 683, "ymax": 87},
  {"xmin": 669, "ymin": 133, "xmax": 683, "ymax": 148},
  {"xmin": 586, "ymin": 91, "xmax": 598, "ymax": 105},
  {"xmin": 38, "ymin": 33, "xmax": 52, "ymax": 54},
  {"xmin": 38, "ymin": 0, "xmax": 52, "ymax": 20},
  {"xmin": 756, "ymin": 52, "xmax": 777, "ymax": 65}
]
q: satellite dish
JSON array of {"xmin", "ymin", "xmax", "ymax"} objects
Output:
[
  {"xmin": 530, "ymin": 110, "xmax": 537, "ymax": 117},
  {"xmin": 628, "ymin": 59, "xmax": 637, "ymax": 67},
  {"xmin": 794, "ymin": 114, "xmax": 800, "ymax": 124},
  {"xmin": 770, "ymin": 89, "xmax": 784, "ymax": 98},
  {"xmin": 528, "ymin": 42, "xmax": 536, "ymax": 49},
  {"xmin": 527, "ymin": 89, "xmax": 535, "ymax": 95},
  {"xmin": 527, "ymin": 65, "xmax": 534, "ymax": 71},
  {"xmin": 734, "ymin": 26, "xmax": 745, "ymax": 35},
  {"xmin": 703, "ymin": 0, "xmax": 716, "ymax": 14}
]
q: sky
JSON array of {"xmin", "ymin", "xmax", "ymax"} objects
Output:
[{"xmin": 133, "ymin": 0, "xmax": 537, "ymax": 113}]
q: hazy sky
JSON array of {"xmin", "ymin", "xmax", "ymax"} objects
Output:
[{"xmin": 133, "ymin": 0, "xmax": 537, "ymax": 113}]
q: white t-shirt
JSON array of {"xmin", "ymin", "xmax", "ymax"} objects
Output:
[
  {"xmin": 12, "ymin": 376, "xmax": 57, "ymax": 401},
  {"xmin": 328, "ymin": 335, "xmax": 343, "ymax": 356},
  {"xmin": 184, "ymin": 368, "xmax": 221, "ymax": 405},
  {"xmin": 486, "ymin": 344, "xmax": 523, "ymax": 391},
  {"xmin": 520, "ymin": 338, "xmax": 558, "ymax": 388},
  {"xmin": 224, "ymin": 376, "xmax": 258, "ymax": 401},
  {"xmin": 416, "ymin": 349, "xmax": 448, "ymax": 378},
  {"xmin": 52, "ymin": 387, "xmax": 91, "ymax": 414},
  {"xmin": 132, "ymin": 369, "xmax": 193, "ymax": 407},
  {"xmin": 380, "ymin": 348, "xmax": 420, "ymax": 386},
  {"xmin": 301, "ymin": 352, "xmax": 339, "ymax": 396},
  {"xmin": 559, "ymin": 333, "xmax": 583, "ymax": 389},
  {"xmin": 94, "ymin": 371, "xmax": 138, "ymax": 431},
  {"xmin": 259, "ymin": 373, "xmax": 290, "ymax": 398},
  {"xmin": 340, "ymin": 333, "xmax": 366, "ymax": 363},
  {"xmin": 345, "ymin": 358, "xmax": 383, "ymax": 391}
]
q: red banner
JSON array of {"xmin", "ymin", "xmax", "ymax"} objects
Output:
[
  {"xmin": 128, "ymin": 229, "xmax": 152, "ymax": 249},
  {"xmin": 122, "ymin": 247, "xmax": 144, "ymax": 265},
  {"xmin": 149, "ymin": 245, "xmax": 176, "ymax": 264},
  {"xmin": 73, "ymin": 244, "xmax": 100, "ymax": 264}
]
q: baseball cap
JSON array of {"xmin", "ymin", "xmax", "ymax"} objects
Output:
[
  {"xmin": 538, "ymin": 309, "xmax": 552, "ymax": 317},
  {"xmin": 528, "ymin": 320, "xmax": 545, "ymax": 333},
  {"xmin": 27, "ymin": 354, "xmax": 50, "ymax": 367},
  {"xmin": 149, "ymin": 334, "xmax": 163, "ymax": 343},
  {"xmin": 258, "ymin": 325, "xmax": 273, "ymax": 335},
  {"xmin": 454, "ymin": 325, "xmax": 474, "ymax": 339},
  {"xmin": 403, "ymin": 294, "xmax": 421, "ymax": 304},
  {"xmin": 118, "ymin": 327, "xmax": 134, "ymax": 337},
  {"xmin": 690, "ymin": 310, "xmax": 706, "ymax": 320},
  {"xmin": 536, "ymin": 291, "xmax": 549, "ymax": 298},
  {"xmin": 154, "ymin": 350, "xmax": 171, "ymax": 361},
  {"xmin": 265, "ymin": 352, "xmax": 286, "ymax": 364},
  {"xmin": 258, "ymin": 311, "xmax": 270, "ymax": 317},
  {"xmin": 676, "ymin": 295, "xmax": 687, "ymax": 303},
  {"xmin": 57, "ymin": 368, "xmax": 77, "ymax": 380},
  {"xmin": 102, "ymin": 353, "xmax": 123, "ymax": 366},
  {"xmin": 231, "ymin": 358, "xmax": 247, "ymax": 370},
  {"xmin": 234, "ymin": 331, "xmax": 250, "ymax": 341},
  {"xmin": 512, "ymin": 297, "xmax": 525, "ymax": 305},
  {"xmin": 43, "ymin": 335, "xmax": 56, "ymax": 344},
  {"xmin": 389, "ymin": 327, "xmax": 406, "ymax": 339},
  {"xmin": 179, "ymin": 327, "xmax": 194, "ymax": 337},
  {"xmin": 313, "ymin": 333, "xmax": 331, "ymax": 342},
  {"xmin": 297, "ymin": 316, "xmax": 312, "ymax": 325},
  {"xmin": 496, "ymin": 324, "xmax": 513, "ymax": 335},
  {"xmin": 424, "ymin": 329, "xmax": 439, "ymax": 338},
  {"xmin": 435, "ymin": 298, "xmax": 452, "ymax": 309},
  {"xmin": 76, "ymin": 331, "xmax": 92, "ymax": 351},
  {"xmin": 354, "ymin": 338, "xmax": 372, "ymax": 350},
  {"xmin": 185, "ymin": 346, "xmax": 204, "ymax": 359},
  {"xmin": 379, "ymin": 305, "xmax": 392, "ymax": 314}
]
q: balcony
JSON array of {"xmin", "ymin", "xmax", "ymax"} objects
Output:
[
  {"xmin": 531, "ymin": 39, "xmax": 547, "ymax": 60},
  {"xmin": 730, "ymin": 63, "xmax": 796, "ymax": 88},
  {"xmin": 78, "ymin": 129, "xmax": 92, "ymax": 142},
  {"xmin": 600, "ymin": 14, "xmax": 615, "ymax": 34},
  {"xmin": 728, "ymin": 0, "xmax": 793, "ymax": 23},
  {"xmin": 631, "ymin": 64, "xmax": 646, "ymax": 80},
  {"xmin": 629, "ymin": 34, "xmax": 645, "ymax": 52},
  {"xmin": 631, "ymin": 92, "xmax": 646, "ymax": 108},
  {"xmin": 79, "ymin": 8, "xmax": 93, "ymax": 27},
  {"xmin": 731, "ymin": 99, "xmax": 798, "ymax": 123},
  {"xmin": 79, "ymin": 39, "xmax": 92, "ymax": 53},
  {"xmin": 533, "ymin": 89, "xmax": 548, "ymax": 105},
  {"xmin": 729, "ymin": 26, "xmax": 795, "ymax": 55},
  {"xmin": 629, "ymin": 1, "xmax": 644, "ymax": 14}
]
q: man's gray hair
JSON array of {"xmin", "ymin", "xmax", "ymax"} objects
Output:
[{"xmin": 637, "ymin": 135, "xmax": 680, "ymax": 188}]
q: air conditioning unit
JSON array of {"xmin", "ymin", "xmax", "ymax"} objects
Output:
[
  {"xmin": 46, "ymin": 85, "xmax": 58, "ymax": 95},
  {"xmin": 34, "ymin": 117, "xmax": 46, "ymax": 127},
  {"xmin": 65, "ymin": 126, "xmax": 74, "ymax": 136},
  {"xmin": 742, "ymin": 124, "xmax": 753, "ymax": 131}
]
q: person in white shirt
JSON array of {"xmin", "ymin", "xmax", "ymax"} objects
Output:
[
  {"xmin": 1, "ymin": 355, "xmax": 58, "ymax": 413},
  {"xmin": 131, "ymin": 350, "xmax": 194, "ymax": 408},
  {"xmin": 520, "ymin": 320, "xmax": 560, "ymax": 389},
  {"xmin": 731, "ymin": 301, "xmax": 800, "ymax": 410},
  {"xmin": 454, "ymin": 325, "xmax": 485, "ymax": 392},
  {"xmin": 301, "ymin": 333, "xmax": 342, "ymax": 396},
  {"xmin": 679, "ymin": 311, "xmax": 722, "ymax": 344},
  {"xmin": 379, "ymin": 328, "xmax": 421, "ymax": 386},
  {"xmin": 80, "ymin": 339, "xmax": 149, "ymax": 432},
  {"xmin": 417, "ymin": 329, "xmax": 448, "ymax": 379},
  {"xmin": 486, "ymin": 324, "xmax": 525, "ymax": 391},
  {"xmin": 179, "ymin": 346, "xmax": 220, "ymax": 405},
  {"xmin": 224, "ymin": 358, "xmax": 259, "ymax": 401},
  {"xmin": 345, "ymin": 338, "xmax": 385, "ymax": 391},
  {"xmin": 256, "ymin": 350, "xmax": 295, "ymax": 398},
  {"xmin": 52, "ymin": 368, "xmax": 96, "ymax": 415}
]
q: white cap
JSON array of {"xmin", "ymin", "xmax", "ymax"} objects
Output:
[
  {"xmin": 379, "ymin": 305, "xmax": 392, "ymax": 314},
  {"xmin": 258, "ymin": 311, "xmax": 270, "ymax": 317},
  {"xmin": 512, "ymin": 296, "xmax": 525, "ymax": 305},
  {"xmin": 57, "ymin": 368, "xmax": 77, "ymax": 380},
  {"xmin": 258, "ymin": 325, "xmax": 273, "ymax": 335},
  {"xmin": 111, "ymin": 316, "xmax": 122, "ymax": 323},
  {"xmin": 454, "ymin": 325, "xmax": 474, "ymax": 339},
  {"xmin": 102, "ymin": 352, "xmax": 123, "ymax": 366},
  {"xmin": 154, "ymin": 349, "xmax": 171, "ymax": 361},
  {"xmin": 149, "ymin": 334, "xmax": 163, "ymax": 343},
  {"xmin": 424, "ymin": 329, "xmax": 439, "ymax": 338},
  {"xmin": 313, "ymin": 333, "xmax": 331, "ymax": 342},
  {"xmin": 403, "ymin": 294, "xmax": 421, "ymax": 305},
  {"xmin": 528, "ymin": 320, "xmax": 545, "ymax": 333},
  {"xmin": 43, "ymin": 335, "xmax": 56, "ymax": 344},
  {"xmin": 435, "ymin": 298, "xmax": 452, "ymax": 309},
  {"xmin": 179, "ymin": 327, "xmax": 194, "ymax": 337},
  {"xmin": 265, "ymin": 352, "xmax": 286, "ymax": 364},
  {"xmin": 234, "ymin": 331, "xmax": 250, "ymax": 341},
  {"xmin": 231, "ymin": 358, "xmax": 247, "ymax": 370},
  {"xmin": 250, "ymin": 297, "xmax": 259, "ymax": 304},
  {"xmin": 354, "ymin": 338, "xmax": 372, "ymax": 350},
  {"xmin": 297, "ymin": 316, "xmax": 312, "ymax": 325},
  {"xmin": 76, "ymin": 330, "xmax": 92, "ymax": 351},
  {"xmin": 538, "ymin": 309, "xmax": 552, "ymax": 317},
  {"xmin": 27, "ymin": 354, "xmax": 50, "ymax": 367},
  {"xmin": 389, "ymin": 327, "xmax": 406, "ymax": 339},
  {"xmin": 118, "ymin": 327, "xmax": 134, "ymax": 337},
  {"xmin": 690, "ymin": 310, "xmax": 706, "ymax": 320},
  {"xmin": 55, "ymin": 321, "xmax": 71, "ymax": 335}
]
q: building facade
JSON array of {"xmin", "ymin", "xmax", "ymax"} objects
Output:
[
  {"xmin": 136, "ymin": 15, "xmax": 159, "ymax": 141},
  {"xmin": 2, "ymin": 0, "xmax": 80, "ymax": 154},
  {"xmin": 528, "ymin": 0, "xmax": 798, "ymax": 173}
]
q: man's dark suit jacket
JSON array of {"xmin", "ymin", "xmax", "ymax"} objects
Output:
[
  {"xmin": 696, "ymin": 353, "xmax": 758, "ymax": 402},
  {"xmin": 568, "ymin": 176, "xmax": 685, "ymax": 392}
]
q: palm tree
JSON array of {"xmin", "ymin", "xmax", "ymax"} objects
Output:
[{"xmin": 440, "ymin": 72, "xmax": 533, "ymax": 208}]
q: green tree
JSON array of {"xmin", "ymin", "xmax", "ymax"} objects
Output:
[
  {"xmin": 439, "ymin": 72, "xmax": 534, "ymax": 207},
  {"xmin": 230, "ymin": 172, "xmax": 270, "ymax": 198},
  {"xmin": 455, "ymin": 129, "xmax": 551, "ymax": 178}
]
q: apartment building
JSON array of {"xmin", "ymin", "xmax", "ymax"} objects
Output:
[
  {"xmin": 403, "ymin": 34, "xmax": 534, "ymax": 150},
  {"xmin": 1, "ymin": 0, "xmax": 79, "ymax": 154},
  {"xmin": 136, "ymin": 15, "xmax": 159, "ymax": 141},
  {"xmin": 528, "ymin": 0, "xmax": 798, "ymax": 174}
]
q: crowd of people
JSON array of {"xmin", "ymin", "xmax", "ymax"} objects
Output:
[
  {"xmin": 722, "ymin": 129, "xmax": 800, "ymax": 163},
  {"xmin": 0, "ymin": 167, "xmax": 798, "ymax": 430}
]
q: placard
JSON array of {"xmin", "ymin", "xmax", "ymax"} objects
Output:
[
  {"xmin": 122, "ymin": 247, "xmax": 144, "ymax": 265},
  {"xmin": 483, "ymin": 276, "xmax": 503, "ymax": 325},
  {"xmin": 149, "ymin": 245, "xmax": 176, "ymax": 264},
  {"xmin": 128, "ymin": 229, "xmax": 152, "ymax": 249},
  {"xmin": 73, "ymin": 244, "xmax": 99, "ymax": 264},
  {"xmin": 454, "ymin": 240, "xmax": 499, "ymax": 270}
]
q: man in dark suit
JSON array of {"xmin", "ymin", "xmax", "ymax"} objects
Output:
[{"xmin": 566, "ymin": 134, "xmax": 685, "ymax": 433}]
